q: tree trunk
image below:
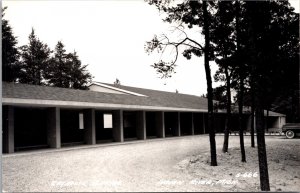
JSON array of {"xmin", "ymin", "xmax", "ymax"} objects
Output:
[
  {"xmin": 238, "ymin": 77, "xmax": 246, "ymax": 162},
  {"xmin": 222, "ymin": 65, "xmax": 231, "ymax": 153},
  {"xmin": 298, "ymin": 61, "xmax": 300, "ymax": 122},
  {"xmin": 266, "ymin": 108, "xmax": 269, "ymax": 132},
  {"xmin": 236, "ymin": 0, "xmax": 246, "ymax": 162},
  {"xmin": 256, "ymin": 103, "xmax": 270, "ymax": 191},
  {"xmin": 251, "ymin": 84, "xmax": 255, "ymax": 147},
  {"xmin": 203, "ymin": 0, "xmax": 217, "ymax": 166},
  {"xmin": 246, "ymin": 1, "xmax": 270, "ymax": 190}
]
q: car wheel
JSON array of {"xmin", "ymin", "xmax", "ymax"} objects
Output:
[{"xmin": 286, "ymin": 130, "xmax": 295, "ymax": 139}]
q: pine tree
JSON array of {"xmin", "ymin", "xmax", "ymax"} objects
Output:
[
  {"xmin": 243, "ymin": 1, "xmax": 298, "ymax": 190},
  {"xmin": 46, "ymin": 41, "xmax": 92, "ymax": 89},
  {"xmin": 2, "ymin": 7, "xmax": 21, "ymax": 82},
  {"xmin": 46, "ymin": 41, "xmax": 69, "ymax": 88},
  {"xmin": 66, "ymin": 51, "xmax": 92, "ymax": 89},
  {"xmin": 19, "ymin": 28, "xmax": 51, "ymax": 85},
  {"xmin": 210, "ymin": 1, "xmax": 236, "ymax": 153}
]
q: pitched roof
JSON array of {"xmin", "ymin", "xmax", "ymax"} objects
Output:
[
  {"xmin": 2, "ymin": 82, "xmax": 286, "ymax": 116},
  {"xmin": 2, "ymin": 82, "xmax": 209, "ymax": 111},
  {"xmin": 89, "ymin": 82, "xmax": 147, "ymax": 96}
]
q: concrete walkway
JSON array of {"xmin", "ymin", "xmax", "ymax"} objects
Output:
[{"xmin": 2, "ymin": 135, "xmax": 288, "ymax": 192}]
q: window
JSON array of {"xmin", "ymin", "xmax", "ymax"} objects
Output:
[
  {"xmin": 79, "ymin": 113, "xmax": 84, "ymax": 129},
  {"xmin": 103, "ymin": 114, "xmax": 113, "ymax": 128}
]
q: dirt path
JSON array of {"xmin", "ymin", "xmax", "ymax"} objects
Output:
[{"xmin": 2, "ymin": 135, "xmax": 299, "ymax": 192}]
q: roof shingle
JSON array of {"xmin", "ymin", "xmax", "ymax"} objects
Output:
[
  {"xmin": 2, "ymin": 82, "xmax": 286, "ymax": 116},
  {"xmin": 2, "ymin": 82, "xmax": 208, "ymax": 111}
]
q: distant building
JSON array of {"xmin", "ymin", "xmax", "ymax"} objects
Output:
[{"xmin": 2, "ymin": 82, "xmax": 286, "ymax": 153}]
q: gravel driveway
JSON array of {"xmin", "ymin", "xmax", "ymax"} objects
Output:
[{"xmin": 2, "ymin": 135, "xmax": 296, "ymax": 192}]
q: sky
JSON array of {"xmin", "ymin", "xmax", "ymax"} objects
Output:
[{"xmin": 2, "ymin": 0, "xmax": 299, "ymax": 96}]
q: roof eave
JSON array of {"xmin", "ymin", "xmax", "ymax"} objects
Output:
[{"xmin": 2, "ymin": 97, "xmax": 208, "ymax": 112}]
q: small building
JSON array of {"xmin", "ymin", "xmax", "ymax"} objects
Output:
[{"xmin": 2, "ymin": 82, "xmax": 286, "ymax": 153}]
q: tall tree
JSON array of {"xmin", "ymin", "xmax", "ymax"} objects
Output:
[
  {"xmin": 243, "ymin": 1, "xmax": 299, "ymax": 190},
  {"xmin": 66, "ymin": 51, "xmax": 92, "ymax": 90},
  {"xmin": 19, "ymin": 28, "xmax": 51, "ymax": 85},
  {"xmin": 210, "ymin": 1, "xmax": 235, "ymax": 153},
  {"xmin": 46, "ymin": 41, "xmax": 92, "ymax": 89},
  {"xmin": 265, "ymin": 1, "xmax": 299, "ymax": 123},
  {"xmin": 2, "ymin": 7, "xmax": 21, "ymax": 82},
  {"xmin": 145, "ymin": 0, "xmax": 217, "ymax": 166},
  {"xmin": 46, "ymin": 41, "xmax": 69, "ymax": 88},
  {"xmin": 250, "ymin": 84, "xmax": 255, "ymax": 148},
  {"xmin": 242, "ymin": 86, "xmax": 256, "ymax": 147},
  {"xmin": 235, "ymin": 0, "xmax": 246, "ymax": 163},
  {"xmin": 202, "ymin": 0, "xmax": 217, "ymax": 166}
]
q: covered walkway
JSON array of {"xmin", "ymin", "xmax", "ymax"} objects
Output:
[{"xmin": 2, "ymin": 82, "xmax": 285, "ymax": 153}]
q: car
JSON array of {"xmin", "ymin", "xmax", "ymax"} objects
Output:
[{"xmin": 281, "ymin": 123, "xmax": 300, "ymax": 139}]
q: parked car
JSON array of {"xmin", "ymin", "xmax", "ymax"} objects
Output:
[{"xmin": 281, "ymin": 123, "xmax": 300, "ymax": 139}]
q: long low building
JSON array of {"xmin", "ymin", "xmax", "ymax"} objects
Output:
[{"xmin": 2, "ymin": 82, "xmax": 286, "ymax": 153}]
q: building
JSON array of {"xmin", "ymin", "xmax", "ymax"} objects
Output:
[{"xmin": 2, "ymin": 82, "xmax": 286, "ymax": 153}]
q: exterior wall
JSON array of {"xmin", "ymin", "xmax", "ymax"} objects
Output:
[
  {"xmin": 244, "ymin": 114, "xmax": 286, "ymax": 131},
  {"xmin": 175, "ymin": 112, "xmax": 181, "ymax": 136},
  {"xmin": 123, "ymin": 111, "xmax": 137, "ymax": 139},
  {"xmin": 60, "ymin": 109, "xmax": 85, "ymax": 144},
  {"xmin": 266, "ymin": 116, "xmax": 286, "ymax": 130},
  {"xmin": 193, "ymin": 113, "xmax": 205, "ymax": 134},
  {"xmin": 89, "ymin": 85, "xmax": 128, "ymax": 94},
  {"xmin": 180, "ymin": 112, "xmax": 193, "ymax": 135},
  {"xmin": 145, "ymin": 112, "xmax": 157, "ymax": 137},
  {"xmin": 214, "ymin": 113, "xmax": 226, "ymax": 133},
  {"xmin": 95, "ymin": 111, "xmax": 114, "ymax": 142},
  {"xmin": 136, "ymin": 111, "xmax": 146, "ymax": 140},
  {"xmin": 246, "ymin": 115, "xmax": 252, "ymax": 131},
  {"xmin": 84, "ymin": 109, "xmax": 96, "ymax": 145},
  {"xmin": 279, "ymin": 116, "xmax": 286, "ymax": 129},
  {"xmin": 191, "ymin": 113, "xmax": 194, "ymax": 135},
  {"xmin": 155, "ymin": 112, "xmax": 165, "ymax": 138},
  {"xmin": 270, "ymin": 117, "xmax": 280, "ymax": 128},
  {"xmin": 203, "ymin": 113, "xmax": 207, "ymax": 134},
  {"xmin": 164, "ymin": 112, "xmax": 180, "ymax": 137},
  {"xmin": 13, "ymin": 107, "xmax": 48, "ymax": 149}
]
